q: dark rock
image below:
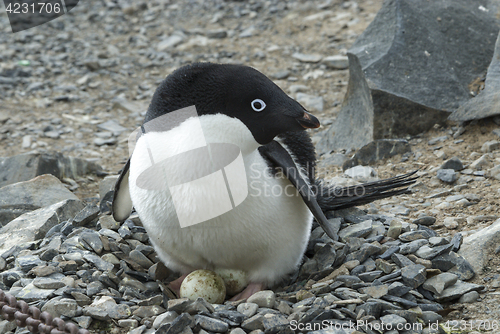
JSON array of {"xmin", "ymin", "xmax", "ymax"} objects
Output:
[
  {"xmin": 346, "ymin": 243, "xmax": 381, "ymax": 263},
  {"xmin": 80, "ymin": 230, "xmax": 104, "ymax": 254},
  {"xmin": 401, "ymin": 264, "xmax": 426, "ymax": 288},
  {"xmin": 435, "ymin": 280, "xmax": 484, "ymax": 302},
  {"xmin": 73, "ymin": 204, "xmax": 100, "ymax": 226},
  {"xmin": 0, "ymin": 199, "xmax": 84, "ymax": 254},
  {"xmin": 391, "ymin": 253, "xmax": 414, "ymax": 268},
  {"xmin": 441, "ymin": 157, "xmax": 464, "ymax": 171},
  {"xmin": 194, "ymin": 315, "xmax": 228, "ymax": 333},
  {"xmin": 0, "ymin": 152, "xmax": 102, "ymax": 188},
  {"xmin": 415, "ymin": 244, "xmax": 453, "ymax": 260},
  {"xmin": 83, "ymin": 254, "xmax": 114, "ymax": 272},
  {"xmin": 412, "ymin": 216, "xmax": 436, "ymax": 226},
  {"xmin": 450, "ymin": 233, "xmax": 463, "ymax": 252},
  {"xmin": 382, "ymin": 294, "xmax": 418, "ymax": 308},
  {"xmin": 378, "ymin": 246, "xmax": 400, "ymax": 260},
  {"xmin": 17, "ymin": 255, "xmax": 44, "ymax": 272},
  {"xmin": 317, "ymin": 0, "xmax": 499, "ymax": 151},
  {"xmin": 432, "ymin": 252, "xmax": 475, "ymax": 280},
  {"xmin": 338, "ymin": 220, "xmax": 373, "ymax": 240},
  {"xmin": 358, "ymin": 270, "xmax": 383, "ymax": 282},
  {"xmin": 343, "ymin": 139, "xmax": 411, "ymax": 169},
  {"xmin": 388, "ymin": 282, "xmax": 412, "ymax": 297},
  {"xmin": 399, "ymin": 230, "xmax": 432, "ymax": 242},
  {"xmin": 451, "ymin": 30, "xmax": 500, "ymax": 121},
  {"xmin": 423, "ymin": 273, "xmax": 458, "ymax": 295},
  {"xmin": 0, "ymin": 174, "xmax": 79, "ymax": 226}
]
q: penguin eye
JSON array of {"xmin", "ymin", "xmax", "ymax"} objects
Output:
[{"xmin": 251, "ymin": 99, "xmax": 266, "ymax": 112}]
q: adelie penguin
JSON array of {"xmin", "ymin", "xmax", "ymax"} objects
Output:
[{"xmin": 112, "ymin": 62, "xmax": 416, "ymax": 300}]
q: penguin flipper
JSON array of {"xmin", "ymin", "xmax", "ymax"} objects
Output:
[
  {"xmin": 112, "ymin": 158, "xmax": 133, "ymax": 222},
  {"xmin": 259, "ymin": 141, "xmax": 337, "ymax": 240}
]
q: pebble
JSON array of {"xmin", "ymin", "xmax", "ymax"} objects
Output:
[{"xmin": 437, "ymin": 169, "xmax": 457, "ymax": 183}]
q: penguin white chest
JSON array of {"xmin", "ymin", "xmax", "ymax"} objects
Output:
[{"xmin": 128, "ymin": 114, "xmax": 313, "ymax": 284}]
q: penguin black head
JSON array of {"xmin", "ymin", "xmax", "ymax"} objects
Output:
[{"xmin": 145, "ymin": 62, "xmax": 320, "ymax": 145}]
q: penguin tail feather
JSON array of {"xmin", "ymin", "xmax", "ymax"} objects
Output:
[{"xmin": 315, "ymin": 170, "xmax": 418, "ymax": 212}]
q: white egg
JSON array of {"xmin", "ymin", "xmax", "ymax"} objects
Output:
[
  {"xmin": 179, "ymin": 269, "xmax": 226, "ymax": 304},
  {"xmin": 214, "ymin": 269, "xmax": 248, "ymax": 296}
]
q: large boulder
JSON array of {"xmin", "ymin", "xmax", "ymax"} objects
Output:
[
  {"xmin": 450, "ymin": 30, "xmax": 500, "ymax": 121},
  {"xmin": 0, "ymin": 199, "xmax": 85, "ymax": 254},
  {"xmin": 0, "ymin": 152, "xmax": 102, "ymax": 188},
  {"xmin": 317, "ymin": 0, "xmax": 500, "ymax": 153},
  {"xmin": 0, "ymin": 174, "xmax": 79, "ymax": 226},
  {"xmin": 459, "ymin": 218, "xmax": 500, "ymax": 274}
]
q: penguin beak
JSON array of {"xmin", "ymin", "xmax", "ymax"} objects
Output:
[{"xmin": 296, "ymin": 111, "xmax": 320, "ymax": 129}]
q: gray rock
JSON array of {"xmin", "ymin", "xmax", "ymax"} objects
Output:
[
  {"xmin": 458, "ymin": 290, "xmax": 479, "ymax": 303},
  {"xmin": 241, "ymin": 314, "xmax": 264, "ymax": 331},
  {"xmin": 339, "ymin": 220, "xmax": 373, "ymax": 241},
  {"xmin": 16, "ymin": 255, "xmax": 44, "ymax": 272},
  {"xmin": 459, "ymin": 218, "xmax": 500, "ymax": 274},
  {"xmin": 435, "ymin": 280, "xmax": 484, "ymax": 302},
  {"xmin": 153, "ymin": 311, "xmax": 179, "ymax": 329},
  {"xmin": 399, "ymin": 230, "xmax": 432, "ymax": 242},
  {"xmin": 239, "ymin": 26, "xmax": 256, "ymax": 38},
  {"xmin": 415, "ymin": 244, "xmax": 453, "ymax": 260},
  {"xmin": 451, "ymin": 30, "xmax": 500, "ymax": 121},
  {"xmin": 318, "ymin": 0, "xmax": 498, "ymax": 151},
  {"xmin": 343, "ymin": 139, "xmax": 411, "ymax": 169},
  {"xmin": 236, "ymin": 302, "xmax": 258, "ymax": 318},
  {"xmin": 292, "ymin": 53, "xmax": 323, "ymax": 63},
  {"xmin": 423, "ymin": 273, "xmax": 458, "ymax": 295},
  {"xmin": 0, "ymin": 199, "xmax": 84, "ymax": 254},
  {"xmin": 428, "ymin": 237, "xmax": 448, "ymax": 247},
  {"xmin": 194, "ymin": 315, "xmax": 229, "ymax": 333},
  {"xmin": 360, "ymin": 285, "xmax": 389, "ymax": 299},
  {"xmin": 0, "ymin": 320, "xmax": 17, "ymax": 333},
  {"xmin": 73, "ymin": 204, "xmax": 100, "ymax": 227},
  {"xmin": 0, "ymin": 174, "xmax": 79, "ymax": 226},
  {"xmin": 401, "ymin": 264, "xmax": 426, "ymax": 288},
  {"xmin": 441, "ymin": 157, "xmax": 464, "ymax": 171},
  {"xmin": 33, "ymin": 276, "xmax": 65, "ymax": 289},
  {"xmin": 167, "ymin": 298, "xmax": 192, "ymax": 313},
  {"xmin": 0, "ymin": 152, "xmax": 102, "ymax": 188},
  {"xmin": 16, "ymin": 283, "xmax": 55, "ymax": 302},
  {"xmin": 247, "ymin": 290, "xmax": 275, "ymax": 308},
  {"xmin": 41, "ymin": 298, "xmax": 79, "ymax": 318},
  {"xmin": 322, "ymin": 55, "xmax": 349, "ymax": 70},
  {"xmin": 73, "ymin": 316, "xmax": 92, "ymax": 329},
  {"xmin": 80, "ymin": 230, "xmax": 104, "ymax": 254},
  {"xmin": 129, "ymin": 249, "xmax": 154, "ymax": 268},
  {"xmin": 436, "ymin": 169, "xmax": 457, "ymax": 183},
  {"xmin": 133, "ymin": 305, "xmax": 165, "ymax": 318},
  {"xmin": 313, "ymin": 244, "xmax": 336, "ymax": 270},
  {"xmin": 83, "ymin": 254, "xmax": 114, "ymax": 272},
  {"xmin": 388, "ymin": 282, "xmax": 412, "ymax": 297},
  {"xmin": 399, "ymin": 239, "xmax": 429, "ymax": 255},
  {"xmin": 431, "ymin": 252, "xmax": 475, "ymax": 280},
  {"xmin": 391, "ymin": 253, "xmax": 414, "ymax": 268},
  {"xmin": 450, "ymin": 233, "xmax": 463, "ymax": 252},
  {"xmin": 97, "ymin": 120, "xmax": 127, "ymax": 135},
  {"xmin": 412, "ymin": 216, "xmax": 436, "ymax": 226}
]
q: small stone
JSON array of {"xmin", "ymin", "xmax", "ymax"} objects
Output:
[
  {"xmin": 458, "ymin": 290, "xmax": 479, "ymax": 303},
  {"xmin": 247, "ymin": 290, "xmax": 276, "ymax": 308},
  {"xmin": 399, "ymin": 230, "xmax": 432, "ymax": 242},
  {"xmin": 33, "ymin": 276, "xmax": 65, "ymax": 289},
  {"xmin": 423, "ymin": 273, "xmax": 458, "ymax": 295},
  {"xmin": 41, "ymin": 298, "xmax": 78, "ymax": 318},
  {"xmin": 401, "ymin": 264, "xmax": 427, "ymax": 288},
  {"xmin": 435, "ymin": 280, "xmax": 484, "ymax": 302},
  {"xmin": 339, "ymin": 220, "xmax": 373, "ymax": 240},
  {"xmin": 237, "ymin": 303, "xmax": 258, "ymax": 318},
  {"xmin": 415, "ymin": 244, "xmax": 453, "ymax": 260},
  {"xmin": 118, "ymin": 319, "xmax": 139, "ymax": 329},
  {"xmin": 322, "ymin": 55, "xmax": 349, "ymax": 69},
  {"xmin": 481, "ymin": 140, "xmax": 500, "ymax": 153},
  {"xmin": 153, "ymin": 311, "xmax": 178, "ymax": 329},
  {"xmin": 194, "ymin": 315, "xmax": 229, "ymax": 333},
  {"xmin": 380, "ymin": 314, "xmax": 407, "ymax": 328},
  {"xmin": 241, "ymin": 314, "xmax": 264, "ymax": 331},
  {"xmin": 360, "ymin": 285, "xmax": 389, "ymax": 298},
  {"xmin": 133, "ymin": 305, "xmax": 166, "ymax": 318},
  {"xmin": 292, "ymin": 53, "xmax": 323, "ymax": 63},
  {"xmin": 441, "ymin": 157, "xmax": 464, "ymax": 171},
  {"xmin": 157, "ymin": 34, "xmax": 184, "ymax": 51},
  {"xmin": 412, "ymin": 216, "xmax": 436, "ymax": 226},
  {"xmin": 129, "ymin": 250, "xmax": 154, "ymax": 268},
  {"xmin": 387, "ymin": 220, "xmax": 402, "ymax": 239},
  {"xmin": 437, "ymin": 169, "xmax": 457, "ymax": 183}
]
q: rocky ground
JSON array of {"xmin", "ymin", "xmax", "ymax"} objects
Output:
[{"xmin": 1, "ymin": 0, "xmax": 500, "ymax": 333}]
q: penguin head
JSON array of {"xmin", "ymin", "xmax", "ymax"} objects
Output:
[{"xmin": 146, "ymin": 62, "xmax": 320, "ymax": 145}]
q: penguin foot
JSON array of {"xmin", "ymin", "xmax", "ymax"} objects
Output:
[
  {"xmin": 168, "ymin": 273, "xmax": 189, "ymax": 297},
  {"xmin": 229, "ymin": 282, "xmax": 265, "ymax": 301}
]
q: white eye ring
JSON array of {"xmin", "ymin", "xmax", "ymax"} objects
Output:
[{"xmin": 251, "ymin": 99, "xmax": 266, "ymax": 112}]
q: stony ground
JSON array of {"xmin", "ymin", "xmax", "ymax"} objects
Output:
[{"xmin": 1, "ymin": 0, "xmax": 500, "ymax": 333}]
